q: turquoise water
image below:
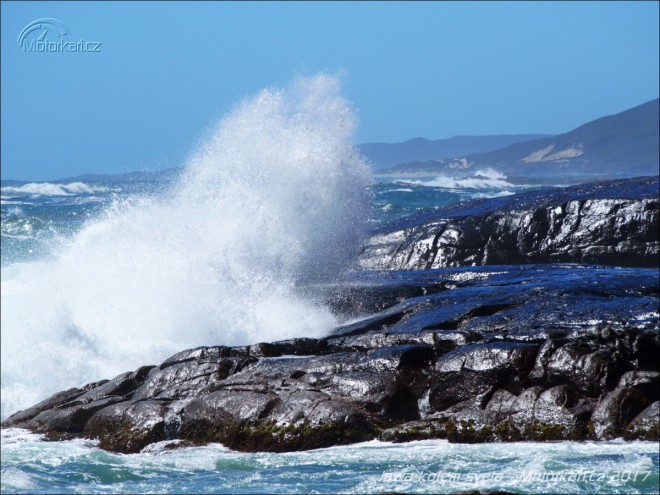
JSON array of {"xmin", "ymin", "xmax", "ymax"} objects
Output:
[{"xmin": 2, "ymin": 429, "xmax": 659, "ymax": 494}]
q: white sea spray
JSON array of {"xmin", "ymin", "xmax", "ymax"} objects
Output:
[{"xmin": 0, "ymin": 74, "xmax": 372, "ymax": 419}]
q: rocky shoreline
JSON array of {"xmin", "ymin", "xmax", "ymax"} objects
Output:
[
  {"xmin": 3, "ymin": 177, "xmax": 659, "ymax": 454},
  {"xmin": 360, "ymin": 176, "xmax": 659, "ymax": 270}
]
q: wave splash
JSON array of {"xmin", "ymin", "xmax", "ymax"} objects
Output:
[{"xmin": 0, "ymin": 74, "xmax": 372, "ymax": 419}]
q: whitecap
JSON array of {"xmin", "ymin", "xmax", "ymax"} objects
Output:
[
  {"xmin": 404, "ymin": 167, "xmax": 514, "ymax": 189},
  {"xmin": 0, "ymin": 182, "xmax": 116, "ymax": 197}
]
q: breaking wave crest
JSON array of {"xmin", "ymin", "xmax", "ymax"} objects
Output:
[
  {"xmin": 406, "ymin": 167, "xmax": 513, "ymax": 189},
  {"xmin": 1, "ymin": 182, "xmax": 116, "ymax": 197}
]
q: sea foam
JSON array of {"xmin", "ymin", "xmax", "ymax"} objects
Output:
[
  {"xmin": 0, "ymin": 182, "xmax": 114, "ymax": 197},
  {"xmin": 406, "ymin": 167, "xmax": 514, "ymax": 189},
  {"xmin": 0, "ymin": 74, "xmax": 372, "ymax": 419}
]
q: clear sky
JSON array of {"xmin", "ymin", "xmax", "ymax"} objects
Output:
[{"xmin": 2, "ymin": 1, "xmax": 658, "ymax": 180}]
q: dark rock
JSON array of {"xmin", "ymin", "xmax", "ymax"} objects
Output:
[
  {"xmin": 542, "ymin": 343, "xmax": 626, "ymax": 396},
  {"xmin": 617, "ymin": 370, "xmax": 660, "ymax": 394},
  {"xmin": 359, "ymin": 176, "xmax": 660, "ymax": 270},
  {"xmin": 380, "ymin": 418, "xmax": 444, "ymax": 443},
  {"xmin": 589, "ymin": 371, "xmax": 659, "ymax": 439},
  {"xmin": 85, "ymin": 400, "xmax": 172, "ymax": 453},
  {"xmin": 178, "ymin": 388, "xmax": 377, "ymax": 452},
  {"xmin": 589, "ymin": 387, "xmax": 650, "ymax": 439},
  {"xmin": 3, "ymin": 388, "xmax": 87, "ymax": 427},
  {"xmin": 382, "ymin": 384, "xmax": 596, "ymax": 444},
  {"xmin": 624, "ymin": 401, "xmax": 660, "ymax": 440},
  {"xmin": 4, "ymin": 262, "xmax": 658, "ymax": 452},
  {"xmin": 508, "ymin": 385, "xmax": 593, "ymax": 440},
  {"xmin": 133, "ymin": 358, "xmax": 254, "ymax": 400},
  {"xmin": 30, "ymin": 396, "xmax": 125, "ymax": 434},
  {"xmin": 429, "ymin": 342, "xmax": 538, "ymax": 412},
  {"xmin": 247, "ymin": 338, "xmax": 330, "ymax": 358},
  {"xmin": 4, "ymin": 367, "xmax": 155, "ymax": 434},
  {"xmin": 160, "ymin": 346, "xmax": 232, "ymax": 368},
  {"xmin": 484, "ymin": 389, "xmax": 518, "ymax": 414}
]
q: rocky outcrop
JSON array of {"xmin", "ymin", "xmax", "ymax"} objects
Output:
[
  {"xmin": 3, "ymin": 265, "xmax": 658, "ymax": 453},
  {"xmin": 359, "ymin": 176, "xmax": 659, "ymax": 270},
  {"xmin": 4, "ymin": 178, "xmax": 658, "ymax": 452}
]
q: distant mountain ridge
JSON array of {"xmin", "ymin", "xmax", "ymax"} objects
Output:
[
  {"xmin": 384, "ymin": 99, "xmax": 659, "ymax": 178},
  {"xmin": 4, "ymin": 99, "xmax": 657, "ymax": 183},
  {"xmin": 357, "ymin": 134, "xmax": 550, "ymax": 171}
]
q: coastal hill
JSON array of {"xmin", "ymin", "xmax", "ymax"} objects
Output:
[
  {"xmin": 5, "ymin": 99, "xmax": 656, "ymax": 184},
  {"xmin": 381, "ymin": 98, "xmax": 660, "ymax": 178},
  {"xmin": 357, "ymin": 135, "xmax": 549, "ymax": 171}
]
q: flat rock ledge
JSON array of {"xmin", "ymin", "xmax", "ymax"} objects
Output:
[{"xmin": 3, "ymin": 264, "xmax": 658, "ymax": 454}]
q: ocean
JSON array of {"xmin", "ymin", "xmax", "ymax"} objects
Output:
[
  {"xmin": 1, "ymin": 76, "xmax": 658, "ymax": 493},
  {"xmin": 2, "ymin": 429, "xmax": 658, "ymax": 494}
]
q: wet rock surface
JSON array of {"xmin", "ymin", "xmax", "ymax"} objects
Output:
[
  {"xmin": 4, "ymin": 264, "xmax": 658, "ymax": 453},
  {"xmin": 359, "ymin": 176, "xmax": 659, "ymax": 270},
  {"xmin": 3, "ymin": 177, "xmax": 659, "ymax": 452}
]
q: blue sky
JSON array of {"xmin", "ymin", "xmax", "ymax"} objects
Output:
[{"xmin": 2, "ymin": 1, "xmax": 658, "ymax": 180}]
